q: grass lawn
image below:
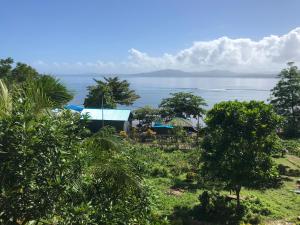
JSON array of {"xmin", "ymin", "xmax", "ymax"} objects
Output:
[{"xmin": 144, "ymin": 150, "xmax": 300, "ymax": 224}]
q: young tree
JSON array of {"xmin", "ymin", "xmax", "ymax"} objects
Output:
[
  {"xmin": 270, "ymin": 62, "xmax": 300, "ymax": 137},
  {"xmin": 84, "ymin": 77, "xmax": 140, "ymax": 109},
  {"xmin": 201, "ymin": 101, "xmax": 281, "ymax": 209},
  {"xmin": 159, "ymin": 92, "xmax": 207, "ymax": 120}
]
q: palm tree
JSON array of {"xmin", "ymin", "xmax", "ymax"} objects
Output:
[
  {"xmin": 0, "ymin": 79, "xmax": 53, "ymax": 119},
  {"xmin": 84, "ymin": 76, "xmax": 140, "ymax": 108}
]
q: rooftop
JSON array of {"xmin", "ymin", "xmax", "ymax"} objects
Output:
[{"xmin": 81, "ymin": 108, "xmax": 131, "ymax": 121}]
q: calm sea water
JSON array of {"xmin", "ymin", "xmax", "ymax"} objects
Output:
[{"xmin": 56, "ymin": 75, "xmax": 278, "ymax": 109}]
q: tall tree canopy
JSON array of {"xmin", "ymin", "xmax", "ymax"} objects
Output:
[
  {"xmin": 159, "ymin": 92, "xmax": 206, "ymax": 120},
  {"xmin": 84, "ymin": 76, "xmax": 139, "ymax": 109},
  {"xmin": 201, "ymin": 101, "xmax": 281, "ymax": 209},
  {"xmin": 270, "ymin": 62, "xmax": 300, "ymax": 137},
  {"xmin": 0, "ymin": 57, "xmax": 73, "ymax": 107}
]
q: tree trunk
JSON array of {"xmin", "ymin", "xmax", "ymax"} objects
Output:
[{"xmin": 235, "ymin": 186, "xmax": 241, "ymax": 210}]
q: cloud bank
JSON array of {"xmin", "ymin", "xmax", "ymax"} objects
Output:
[{"xmin": 33, "ymin": 27, "xmax": 300, "ymax": 74}]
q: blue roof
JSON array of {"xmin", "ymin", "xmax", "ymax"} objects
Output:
[
  {"xmin": 81, "ymin": 108, "xmax": 131, "ymax": 121},
  {"xmin": 65, "ymin": 104, "xmax": 84, "ymax": 112},
  {"xmin": 152, "ymin": 123, "xmax": 173, "ymax": 129}
]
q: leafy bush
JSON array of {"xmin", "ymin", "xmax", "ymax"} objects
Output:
[
  {"xmin": 0, "ymin": 111, "xmax": 88, "ymax": 224},
  {"xmin": 281, "ymin": 139, "xmax": 300, "ymax": 157},
  {"xmin": 193, "ymin": 191, "xmax": 270, "ymax": 225},
  {"xmin": 151, "ymin": 165, "xmax": 170, "ymax": 177},
  {"xmin": 185, "ymin": 172, "xmax": 198, "ymax": 182}
]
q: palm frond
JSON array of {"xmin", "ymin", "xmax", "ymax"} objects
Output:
[{"xmin": 0, "ymin": 79, "xmax": 12, "ymax": 118}]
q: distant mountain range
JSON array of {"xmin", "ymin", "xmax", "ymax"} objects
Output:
[
  {"xmin": 120, "ymin": 69, "xmax": 277, "ymax": 78},
  {"xmin": 57, "ymin": 69, "xmax": 277, "ymax": 78}
]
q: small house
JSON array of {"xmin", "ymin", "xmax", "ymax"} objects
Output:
[
  {"xmin": 151, "ymin": 123, "xmax": 174, "ymax": 135},
  {"xmin": 167, "ymin": 117, "xmax": 197, "ymax": 132},
  {"xmin": 81, "ymin": 108, "xmax": 133, "ymax": 133}
]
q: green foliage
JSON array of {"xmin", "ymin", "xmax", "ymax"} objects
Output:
[
  {"xmin": 201, "ymin": 101, "xmax": 282, "ymax": 207},
  {"xmin": 0, "ymin": 82, "xmax": 153, "ymax": 224},
  {"xmin": 134, "ymin": 105, "xmax": 160, "ymax": 129},
  {"xmin": 194, "ymin": 191, "xmax": 270, "ymax": 225},
  {"xmin": 11, "ymin": 62, "xmax": 39, "ymax": 82},
  {"xmin": 159, "ymin": 92, "xmax": 206, "ymax": 120},
  {"xmin": 151, "ymin": 165, "xmax": 170, "ymax": 178},
  {"xmin": 36, "ymin": 75, "xmax": 73, "ymax": 107},
  {"xmin": 73, "ymin": 128, "xmax": 153, "ymax": 224},
  {"xmin": 0, "ymin": 57, "xmax": 14, "ymax": 80},
  {"xmin": 84, "ymin": 76, "xmax": 139, "ymax": 108},
  {"xmin": 0, "ymin": 57, "xmax": 73, "ymax": 107},
  {"xmin": 0, "ymin": 109, "xmax": 88, "ymax": 224},
  {"xmin": 270, "ymin": 62, "xmax": 300, "ymax": 137},
  {"xmin": 0, "ymin": 79, "xmax": 12, "ymax": 118},
  {"xmin": 281, "ymin": 139, "xmax": 300, "ymax": 157}
]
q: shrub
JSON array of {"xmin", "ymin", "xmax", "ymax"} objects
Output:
[
  {"xmin": 119, "ymin": 130, "xmax": 128, "ymax": 138},
  {"xmin": 193, "ymin": 191, "xmax": 270, "ymax": 225},
  {"xmin": 185, "ymin": 172, "xmax": 198, "ymax": 182},
  {"xmin": 281, "ymin": 139, "xmax": 300, "ymax": 157},
  {"xmin": 151, "ymin": 165, "xmax": 170, "ymax": 177}
]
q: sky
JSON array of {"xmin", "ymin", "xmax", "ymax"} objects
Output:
[{"xmin": 1, "ymin": 0, "xmax": 300, "ymax": 74}]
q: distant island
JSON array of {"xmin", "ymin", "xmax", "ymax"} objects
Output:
[
  {"xmin": 121, "ymin": 69, "xmax": 277, "ymax": 78},
  {"xmin": 58, "ymin": 69, "xmax": 277, "ymax": 78}
]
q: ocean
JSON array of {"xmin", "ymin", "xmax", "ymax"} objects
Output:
[{"xmin": 55, "ymin": 74, "xmax": 279, "ymax": 109}]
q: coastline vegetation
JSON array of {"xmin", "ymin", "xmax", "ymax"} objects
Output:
[{"xmin": 0, "ymin": 58, "xmax": 299, "ymax": 225}]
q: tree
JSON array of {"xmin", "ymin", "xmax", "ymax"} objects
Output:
[
  {"xmin": 0, "ymin": 82, "xmax": 88, "ymax": 224},
  {"xmin": 134, "ymin": 105, "xmax": 160, "ymax": 129},
  {"xmin": 84, "ymin": 79, "xmax": 116, "ymax": 108},
  {"xmin": 270, "ymin": 62, "xmax": 300, "ymax": 137},
  {"xmin": 36, "ymin": 75, "xmax": 73, "ymax": 107},
  {"xmin": 0, "ymin": 57, "xmax": 73, "ymax": 108},
  {"xmin": 201, "ymin": 101, "xmax": 281, "ymax": 209},
  {"xmin": 0, "ymin": 80, "xmax": 152, "ymax": 224},
  {"xmin": 84, "ymin": 77, "xmax": 139, "ymax": 109},
  {"xmin": 159, "ymin": 92, "xmax": 206, "ymax": 120},
  {"xmin": 12, "ymin": 62, "xmax": 39, "ymax": 82},
  {"xmin": 0, "ymin": 57, "xmax": 14, "ymax": 80}
]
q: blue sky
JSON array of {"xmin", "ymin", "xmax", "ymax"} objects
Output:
[{"xmin": 1, "ymin": 0, "xmax": 300, "ymax": 74}]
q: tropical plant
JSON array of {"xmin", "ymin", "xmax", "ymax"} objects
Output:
[
  {"xmin": 201, "ymin": 101, "xmax": 282, "ymax": 209},
  {"xmin": 11, "ymin": 62, "xmax": 39, "ymax": 82},
  {"xmin": 79, "ymin": 127, "xmax": 152, "ymax": 224},
  {"xmin": 0, "ymin": 109, "xmax": 88, "ymax": 224},
  {"xmin": 84, "ymin": 76, "xmax": 139, "ymax": 109},
  {"xmin": 159, "ymin": 92, "xmax": 206, "ymax": 121},
  {"xmin": 0, "ymin": 57, "xmax": 13, "ymax": 80},
  {"xmin": 36, "ymin": 75, "xmax": 73, "ymax": 107},
  {"xmin": 270, "ymin": 62, "xmax": 300, "ymax": 137},
  {"xmin": 0, "ymin": 57, "xmax": 73, "ymax": 108},
  {"xmin": 0, "ymin": 79, "xmax": 12, "ymax": 118},
  {"xmin": 134, "ymin": 105, "xmax": 160, "ymax": 129}
]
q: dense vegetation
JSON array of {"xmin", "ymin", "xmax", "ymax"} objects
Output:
[{"xmin": 0, "ymin": 59, "xmax": 299, "ymax": 224}]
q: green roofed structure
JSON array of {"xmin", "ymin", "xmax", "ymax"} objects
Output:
[
  {"xmin": 81, "ymin": 108, "xmax": 133, "ymax": 133},
  {"xmin": 167, "ymin": 117, "xmax": 197, "ymax": 132}
]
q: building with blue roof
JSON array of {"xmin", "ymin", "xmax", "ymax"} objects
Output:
[{"xmin": 81, "ymin": 108, "xmax": 133, "ymax": 132}]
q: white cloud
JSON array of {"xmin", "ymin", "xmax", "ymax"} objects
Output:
[{"xmin": 32, "ymin": 27, "xmax": 300, "ymax": 74}]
